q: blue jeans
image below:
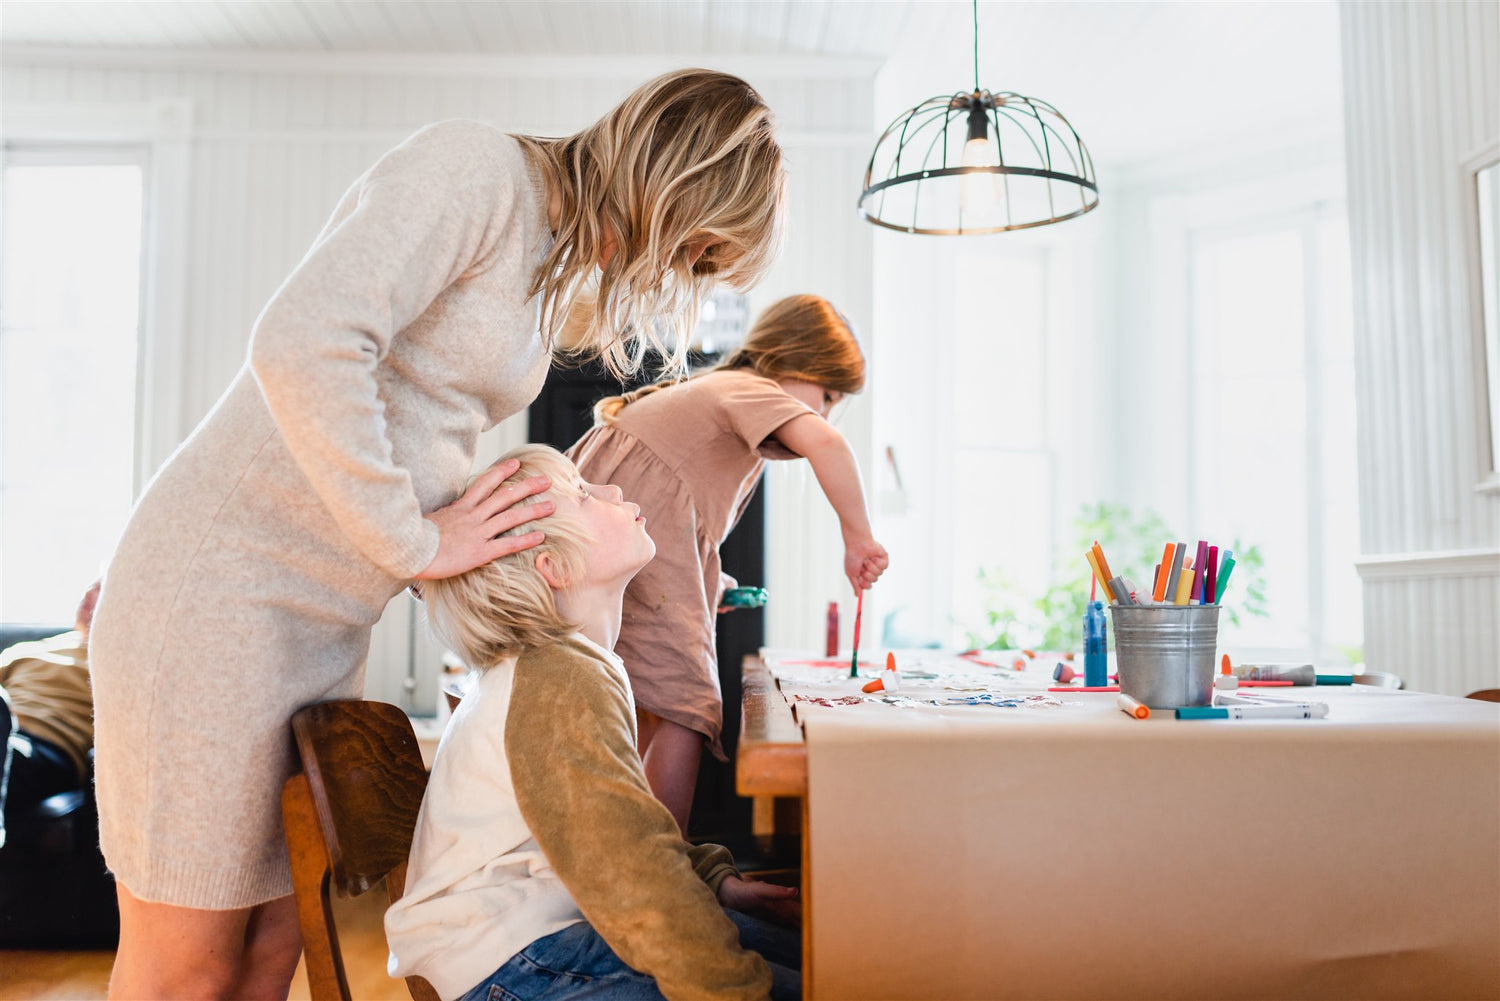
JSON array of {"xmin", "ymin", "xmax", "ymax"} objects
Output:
[{"xmin": 459, "ymin": 909, "xmax": 801, "ymax": 1001}]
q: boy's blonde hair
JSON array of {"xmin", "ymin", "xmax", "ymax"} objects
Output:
[
  {"xmin": 422, "ymin": 446, "xmax": 592, "ymax": 669},
  {"xmin": 515, "ymin": 68, "xmax": 787, "ymax": 382},
  {"xmin": 593, "ymin": 293, "xmax": 864, "ymax": 424}
]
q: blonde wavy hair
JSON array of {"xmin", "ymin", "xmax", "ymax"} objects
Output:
[
  {"xmin": 421, "ymin": 446, "xmax": 593, "ymax": 669},
  {"xmin": 515, "ymin": 68, "xmax": 787, "ymax": 381},
  {"xmin": 593, "ymin": 294, "xmax": 865, "ymax": 424}
]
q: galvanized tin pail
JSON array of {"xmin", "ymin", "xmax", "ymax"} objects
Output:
[{"xmin": 1111, "ymin": 604, "xmax": 1220, "ymax": 708}]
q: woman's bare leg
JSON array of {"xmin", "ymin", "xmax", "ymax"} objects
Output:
[
  {"xmin": 638, "ymin": 711, "xmax": 705, "ymax": 835},
  {"xmin": 110, "ymin": 883, "xmax": 302, "ymax": 1000},
  {"xmin": 233, "ymin": 894, "xmax": 302, "ymax": 1000}
]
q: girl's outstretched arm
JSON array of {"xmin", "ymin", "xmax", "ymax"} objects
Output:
[{"xmin": 769, "ymin": 413, "xmax": 890, "ymax": 592}]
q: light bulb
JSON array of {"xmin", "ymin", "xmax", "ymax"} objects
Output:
[{"xmin": 960, "ymin": 135, "xmax": 1003, "ymax": 216}]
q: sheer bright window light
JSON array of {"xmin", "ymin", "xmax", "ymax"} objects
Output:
[{"xmin": 0, "ymin": 156, "xmax": 144, "ymax": 621}]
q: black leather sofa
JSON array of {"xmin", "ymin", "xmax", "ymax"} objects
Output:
[{"xmin": 0, "ymin": 623, "xmax": 119, "ymax": 948}]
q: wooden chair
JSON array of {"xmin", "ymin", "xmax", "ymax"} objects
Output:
[
  {"xmin": 281, "ymin": 700, "xmax": 439, "ymax": 1001},
  {"xmin": 1466, "ymin": 688, "xmax": 1500, "ymax": 702}
]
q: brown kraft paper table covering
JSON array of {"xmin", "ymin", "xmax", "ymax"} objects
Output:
[{"xmin": 800, "ymin": 686, "xmax": 1499, "ymax": 999}]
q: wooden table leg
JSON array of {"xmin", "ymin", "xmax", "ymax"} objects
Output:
[{"xmin": 802, "ymin": 793, "xmax": 813, "ymax": 999}]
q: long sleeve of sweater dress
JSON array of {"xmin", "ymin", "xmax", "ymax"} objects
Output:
[{"xmin": 248, "ymin": 121, "xmax": 527, "ymax": 578}]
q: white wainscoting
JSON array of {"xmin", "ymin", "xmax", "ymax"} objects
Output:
[
  {"xmin": 1340, "ymin": 0, "xmax": 1500, "ymax": 694},
  {"xmin": 0, "ymin": 51, "xmax": 875, "ymax": 708}
]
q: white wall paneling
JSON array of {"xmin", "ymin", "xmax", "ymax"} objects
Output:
[
  {"xmin": 0, "ymin": 51, "xmax": 875, "ymax": 708},
  {"xmin": 1340, "ymin": 0, "xmax": 1500, "ymax": 693}
]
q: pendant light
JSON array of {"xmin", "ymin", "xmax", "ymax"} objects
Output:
[{"xmin": 858, "ymin": 0, "xmax": 1099, "ymax": 235}]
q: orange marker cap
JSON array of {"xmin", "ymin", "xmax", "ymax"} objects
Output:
[
  {"xmin": 885, "ymin": 651, "xmax": 896, "ymax": 672},
  {"xmin": 1221, "ymin": 654, "xmax": 1232, "ymax": 676},
  {"xmin": 1091, "ymin": 541, "xmax": 1115, "ymax": 583},
  {"xmin": 861, "ymin": 678, "xmax": 885, "ymax": 693}
]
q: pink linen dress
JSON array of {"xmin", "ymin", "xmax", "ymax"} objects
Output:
[{"xmin": 567, "ymin": 368, "xmax": 812, "ymax": 758}]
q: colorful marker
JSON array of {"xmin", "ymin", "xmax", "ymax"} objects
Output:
[
  {"xmin": 1167, "ymin": 542, "xmax": 1188, "ymax": 601},
  {"xmin": 1190, "ymin": 540, "xmax": 1209, "ymax": 602},
  {"xmin": 1203, "ymin": 546, "xmax": 1219, "ymax": 604},
  {"xmin": 1091, "ymin": 541, "xmax": 1115, "ymax": 585},
  {"xmin": 1177, "ymin": 703, "xmax": 1330, "ymax": 720},
  {"xmin": 1173, "ymin": 567, "xmax": 1194, "ymax": 605},
  {"xmin": 1117, "ymin": 693, "xmax": 1150, "ymax": 719},
  {"xmin": 1085, "ymin": 549, "xmax": 1109, "ymax": 602},
  {"xmin": 1215, "ymin": 555, "xmax": 1236, "ymax": 603},
  {"xmin": 1153, "ymin": 543, "xmax": 1176, "ymax": 602}
]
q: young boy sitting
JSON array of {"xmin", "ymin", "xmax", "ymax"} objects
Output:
[{"xmin": 385, "ymin": 444, "xmax": 800, "ymax": 1001}]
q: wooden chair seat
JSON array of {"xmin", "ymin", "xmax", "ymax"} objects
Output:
[{"xmin": 282, "ymin": 699, "xmax": 438, "ymax": 1001}]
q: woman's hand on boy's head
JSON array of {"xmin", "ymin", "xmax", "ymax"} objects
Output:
[
  {"xmin": 844, "ymin": 537, "xmax": 889, "ymax": 593},
  {"xmin": 415, "ymin": 458, "xmax": 554, "ymax": 580},
  {"xmin": 717, "ymin": 875, "xmax": 801, "ymax": 927}
]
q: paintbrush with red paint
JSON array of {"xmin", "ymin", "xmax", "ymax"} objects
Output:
[{"xmin": 848, "ymin": 589, "xmax": 864, "ymax": 678}]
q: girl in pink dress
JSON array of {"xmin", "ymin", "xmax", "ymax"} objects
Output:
[{"xmin": 568, "ymin": 294, "xmax": 889, "ymax": 830}]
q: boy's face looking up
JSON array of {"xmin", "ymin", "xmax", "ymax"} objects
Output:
[{"xmin": 552, "ymin": 477, "xmax": 656, "ymax": 587}]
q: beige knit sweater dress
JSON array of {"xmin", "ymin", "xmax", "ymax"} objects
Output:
[{"xmin": 87, "ymin": 121, "xmax": 555, "ymax": 910}]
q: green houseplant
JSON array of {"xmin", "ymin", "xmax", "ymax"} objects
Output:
[{"xmin": 965, "ymin": 503, "xmax": 1268, "ymax": 653}]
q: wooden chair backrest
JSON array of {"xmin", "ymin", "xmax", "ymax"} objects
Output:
[{"xmin": 282, "ymin": 699, "xmax": 438, "ymax": 1001}]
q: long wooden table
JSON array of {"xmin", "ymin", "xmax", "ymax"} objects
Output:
[{"xmin": 737, "ymin": 651, "xmax": 1500, "ymax": 1000}]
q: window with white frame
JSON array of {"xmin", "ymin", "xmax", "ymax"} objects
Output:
[
  {"xmin": 0, "ymin": 147, "xmax": 146, "ymax": 622},
  {"xmin": 1187, "ymin": 205, "xmax": 1362, "ymax": 663},
  {"xmin": 948, "ymin": 252, "xmax": 1054, "ymax": 642}
]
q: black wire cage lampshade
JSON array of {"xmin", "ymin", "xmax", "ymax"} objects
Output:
[{"xmin": 858, "ymin": 4, "xmax": 1099, "ymax": 235}]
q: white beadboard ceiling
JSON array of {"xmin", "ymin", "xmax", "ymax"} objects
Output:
[
  {"xmin": 0, "ymin": 1, "xmax": 917, "ymax": 55},
  {"xmin": 0, "ymin": 1, "xmax": 1344, "ymax": 169}
]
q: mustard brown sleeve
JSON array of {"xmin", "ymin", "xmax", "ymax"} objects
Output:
[
  {"xmin": 686, "ymin": 842, "xmax": 741, "ymax": 897},
  {"xmin": 506, "ymin": 640, "xmax": 770, "ymax": 1001}
]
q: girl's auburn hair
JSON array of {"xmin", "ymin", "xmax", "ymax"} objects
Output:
[
  {"xmin": 515, "ymin": 68, "xmax": 787, "ymax": 381},
  {"xmin": 593, "ymin": 294, "xmax": 865, "ymax": 424}
]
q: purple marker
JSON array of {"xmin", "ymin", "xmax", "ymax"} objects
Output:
[
  {"xmin": 1203, "ymin": 546, "xmax": 1220, "ymax": 604},
  {"xmin": 1190, "ymin": 540, "xmax": 1208, "ymax": 602}
]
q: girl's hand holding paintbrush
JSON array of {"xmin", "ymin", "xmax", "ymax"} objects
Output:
[{"xmin": 844, "ymin": 535, "xmax": 889, "ymax": 592}]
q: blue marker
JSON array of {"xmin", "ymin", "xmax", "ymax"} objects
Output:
[
  {"xmin": 1176, "ymin": 703, "xmax": 1329, "ymax": 720},
  {"xmin": 1083, "ymin": 600, "xmax": 1108, "ymax": 687}
]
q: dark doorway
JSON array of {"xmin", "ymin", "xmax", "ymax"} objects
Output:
[{"xmin": 528, "ymin": 357, "xmax": 761, "ymax": 840}]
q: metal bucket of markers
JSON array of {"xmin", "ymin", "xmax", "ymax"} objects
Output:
[{"xmin": 1112, "ymin": 604, "xmax": 1219, "ymax": 708}]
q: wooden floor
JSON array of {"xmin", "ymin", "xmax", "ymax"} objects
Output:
[{"xmin": 0, "ymin": 888, "xmax": 408, "ymax": 1001}]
